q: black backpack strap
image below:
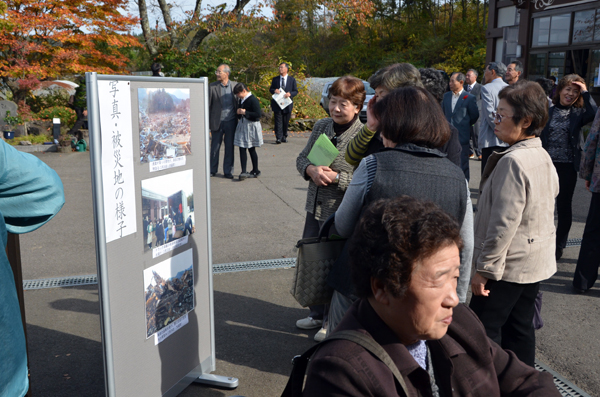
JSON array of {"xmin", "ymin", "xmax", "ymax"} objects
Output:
[{"xmin": 281, "ymin": 330, "xmax": 409, "ymax": 397}]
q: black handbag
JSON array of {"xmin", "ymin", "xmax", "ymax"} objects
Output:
[
  {"xmin": 290, "ymin": 215, "xmax": 345, "ymax": 307},
  {"xmin": 280, "ymin": 330, "xmax": 409, "ymax": 397}
]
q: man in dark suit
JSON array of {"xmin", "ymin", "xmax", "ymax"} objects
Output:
[
  {"xmin": 269, "ymin": 62, "xmax": 298, "ymax": 144},
  {"xmin": 465, "ymin": 69, "xmax": 482, "ymax": 159},
  {"xmin": 442, "ymin": 72, "xmax": 479, "ymax": 181},
  {"xmin": 209, "ymin": 64, "xmax": 238, "ymax": 178}
]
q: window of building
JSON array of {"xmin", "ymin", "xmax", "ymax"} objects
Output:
[
  {"xmin": 528, "ymin": 53, "xmax": 547, "ymax": 81},
  {"xmin": 589, "ymin": 50, "xmax": 600, "ymax": 89},
  {"xmin": 532, "ymin": 17, "xmax": 550, "ymax": 47},
  {"xmin": 549, "ymin": 14, "xmax": 571, "ymax": 45},
  {"xmin": 573, "ymin": 10, "xmax": 595, "ymax": 43},
  {"xmin": 548, "ymin": 52, "xmax": 566, "ymax": 79},
  {"xmin": 498, "ymin": 6, "xmax": 517, "ymax": 28},
  {"xmin": 595, "ymin": 9, "xmax": 600, "ymax": 42}
]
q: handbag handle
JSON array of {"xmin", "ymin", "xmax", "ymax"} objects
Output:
[{"xmin": 318, "ymin": 213, "xmax": 336, "ymax": 239}]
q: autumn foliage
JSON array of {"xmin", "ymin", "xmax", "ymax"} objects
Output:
[{"xmin": 0, "ymin": 0, "xmax": 140, "ymax": 100}]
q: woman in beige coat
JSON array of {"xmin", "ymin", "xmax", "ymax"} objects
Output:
[{"xmin": 469, "ymin": 81, "xmax": 559, "ymax": 367}]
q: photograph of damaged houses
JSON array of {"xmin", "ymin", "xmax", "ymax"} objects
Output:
[
  {"xmin": 138, "ymin": 88, "xmax": 191, "ymax": 163},
  {"xmin": 144, "ymin": 249, "xmax": 194, "ymax": 338}
]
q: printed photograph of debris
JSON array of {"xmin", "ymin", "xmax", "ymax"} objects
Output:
[
  {"xmin": 138, "ymin": 88, "xmax": 191, "ymax": 163},
  {"xmin": 141, "ymin": 170, "xmax": 194, "ymax": 251},
  {"xmin": 144, "ymin": 249, "xmax": 194, "ymax": 338}
]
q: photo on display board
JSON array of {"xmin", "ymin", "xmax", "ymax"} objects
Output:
[
  {"xmin": 144, "ymin": 249, "xmax": 195, "ymax": 338},
  {"xmin": 138, "ymin": 88, "xmax": 191, "ymax": 163},
  {"xmin": 141, "ymin": 169, "xmax": 194, "ymax": 252}
]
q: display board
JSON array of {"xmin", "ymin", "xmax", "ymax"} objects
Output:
[{"xmin": 87, "ymin": 73, "xmax": 216, "ymax": 396}]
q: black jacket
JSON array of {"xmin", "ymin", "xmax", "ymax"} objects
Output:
[
  {"xmin": 540, "ymin": 91, "xmax": 597, "ymax": 172},
  {"xmin": 269, "ymin": 75, "xmax": 298, "ymax": 114},
  {"xmin": 238, "ymin": 94, "xmax": 262, "ymax": 122}
]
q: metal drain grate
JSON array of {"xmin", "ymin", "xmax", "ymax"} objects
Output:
[
  {"xmin": 535, "ymin": 360, "xmax": 590, "ymax": 397},
  {"xmin": 566, "ymin": 238, "xmax": 582, "ymax": 248},
  {"xmin": 22, "ymin": 258, "xmax": 297, "ymax": 290},
  {"xmin": 23, "ymin": 275, "xmax": 98, "ymax": 290},
  {"xmin": 213, "ymin": 257, "xmax": 296, "ymax": 274}
]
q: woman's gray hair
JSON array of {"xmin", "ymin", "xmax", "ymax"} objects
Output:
[{"xmin": 380, "ymin": 63, "xmax": 423, "ymax": 90}]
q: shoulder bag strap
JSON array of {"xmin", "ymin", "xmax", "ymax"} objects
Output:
[{"xmin": 281, "ymin": 330, "xmax": 409, "ymax": 397}]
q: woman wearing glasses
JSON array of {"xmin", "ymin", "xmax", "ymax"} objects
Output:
[
  {"xmin": 540, "ymin": 74, "xmax": 597, "ymax": 260},
  {"xmin": 469, "ymin": 82, "xmax": 559, "ymax": 367},
  {"xmin": 295, "ymin": 76, "xmax": 365, "ymax": 342}
]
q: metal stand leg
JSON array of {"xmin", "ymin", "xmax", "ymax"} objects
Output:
[{"xmin": 194, "ymin": 373, "xmax": 239, "ymax": 389}]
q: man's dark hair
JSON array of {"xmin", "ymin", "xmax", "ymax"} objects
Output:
[
  {"xmin": 151, "ymin": 62, "xmax": 162, "ymax": 76},
  {"xmin": 233, "ymin": 83, "xmax": 248, "ymax": 95},
  {"xmin": 373, "ymin": 86, "xmax": 450, "ymax": 148},
  {"xmin": 279, "ymin": 62, "xmax": 290, "ymax": 70},
  {"xmin": 535, "ymin": 78, "xmax": 553, "ymax": 97},
  {"xmin": 510, "ymin": 60, "xmax": 524, "ymax": 73},
  {"xmin": 350, "ymin": 196, "xmax": 462, "ymax": 299},
  {"xmin": 418, "ymin": 68, "xmax": 446, "ymax": 103},
  {"xmin": 498, "ymin": 81, "xmax": 549, "ymax": 137}
]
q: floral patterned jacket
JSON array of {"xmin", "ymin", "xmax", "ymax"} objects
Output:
[{"xmin": 580, "ymin": 108, "xmax": 600, "ymax": 193}]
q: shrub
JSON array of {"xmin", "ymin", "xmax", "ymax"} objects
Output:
[
  {"xmin": 37, "ymin": 106, "xmax": 77, "ymax": 129},
  {"xmin": 28, "ymin": 87, "xmax": 71, "ymax": 113}
]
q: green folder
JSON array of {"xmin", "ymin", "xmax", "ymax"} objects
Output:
[{"xmin": 307, "ymin": 134, "xmax": 339, "ymax": 166}]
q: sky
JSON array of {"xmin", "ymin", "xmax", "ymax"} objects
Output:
[{"xmin": 126, "ymin": 0, "xmax": 273, "ymax": 34}]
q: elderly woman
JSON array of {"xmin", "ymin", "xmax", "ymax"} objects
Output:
[
  {"xmin": 328, "ymin": 86, "xmax": 469, "ymax": 333},
  {"xmin": 573, "ymin": 108, "xmax": 600, "ymax": 292},
  {"xmin": 470, "ymin": 81, "xmax": 559, "ymax": 367},
  {"xmin": 295, "ymin": 76, "xmax": 365, "ymax": 341},
  {"xmin": 303, "ymin": 196, "xmax": 560, "ymax": 396},
  {"xmin": 540, "ymin": 74, "xmax": 597, "ymax": 260}
]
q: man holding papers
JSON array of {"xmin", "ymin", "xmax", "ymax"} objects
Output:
[
  {"xmin": 295, "ymin": 76, "xmax": 366, "ymax": 342},
  {"xmin": 270, "ymin": 62, "xmax": 298, "ymax": 144}
]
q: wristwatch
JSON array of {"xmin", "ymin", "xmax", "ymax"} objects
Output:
[{"xmin": 334, "ymin": 174, "xmax": 340, "ymax": 184}]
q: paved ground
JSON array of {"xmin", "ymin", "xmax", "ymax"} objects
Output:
[{"xmin": 15, "ymin": 132, "xmax": 600, "ymax": 396}]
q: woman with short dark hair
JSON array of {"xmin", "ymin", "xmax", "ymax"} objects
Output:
[
  {"xmin": 295, "ymin": 76, "xmax": 365, "ymax": 341},
  {"xmin": 540, "ymin": 74, "xmax": 597, "ymax": 260},
  {"xmin": 328, "ymin": 86, "xmax": 468, "ymax": 333},
  {"xmin": 233, "ymin": 83, "xmax": 263, "ymax": 180},
  {"xmin": 303, "ymin": 196, "xmax": 561, "ymax": 396},
  {"xmin": 470, "ymin": 81, "xmax": 559, "ymax": 366}
]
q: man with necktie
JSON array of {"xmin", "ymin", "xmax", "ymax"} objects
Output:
[{"xmin": 269, "ymin": 62, "xmax": 298, "ymax": 144}]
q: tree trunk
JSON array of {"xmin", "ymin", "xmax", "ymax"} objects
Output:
[
  {"xmin": 137, "ymin": 0, "xmax": 158, "ymax": 56},
  {"xmin": 157, "ymin": 0, "xmax": 178, "ymax": 48}
]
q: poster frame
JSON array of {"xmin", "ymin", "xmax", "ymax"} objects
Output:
[{"xmin": 86, "ymin": 72, "xmax": 216, "ymax": 396}]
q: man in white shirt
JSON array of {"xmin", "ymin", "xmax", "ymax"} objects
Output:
[
  {"xmin": 465, "ymin": 69, "xmax": 482, "ymax": 159},
  {"xmin": 442, "ymin": 72, "xmax": 479, "ymax": 180},
  {"xmin": 269, "ymin": 62, "xmax": 298, "ymax": 144},
  {"xmin": 479, "ymin": 62, "xmax": 509, "ymax": 173}
]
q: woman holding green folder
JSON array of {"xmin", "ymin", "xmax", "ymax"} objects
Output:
[{"xmin": 295, "ymin": 76, "xmax": 366, "ymax": 342}]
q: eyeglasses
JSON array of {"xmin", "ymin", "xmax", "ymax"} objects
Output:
[
  {"xmin": 491, "ymin": 111, "xmax": 513, "ymax": 123},
  {"xmin": 215, "ymin": 71, "xmax": 224, "ymax": 75}
]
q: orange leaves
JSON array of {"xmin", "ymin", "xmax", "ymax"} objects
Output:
[{"xmin": 0, "ymin": 0, "xmax": 140, "ymax": 84}]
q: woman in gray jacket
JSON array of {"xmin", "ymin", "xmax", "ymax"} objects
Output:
[
  {"xmin": 294, "ymin": 76, "xmax": 365, "ymax": 341},
  {"xmin": 470, "ymin": 81, "xmax": 559, "ymax": 367}
]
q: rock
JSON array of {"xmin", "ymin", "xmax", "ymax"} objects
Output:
[
  {"xmin": 0, "ymin": 100, "xmax": 18, "ymax": 131},
  {"xmin": 288, "ymin": 118, "xmax": 317, "ymax": 131},
  {"xmin": 28, "ymin": 120, "xmax": 52, "ymax": 136},
  {"xmin": 19, "ymin": 140, "xmax": 32, "ymax": 145},
  {"xmin": 260, "ymin": 108, "xmax": 274, "ymax": 130}
]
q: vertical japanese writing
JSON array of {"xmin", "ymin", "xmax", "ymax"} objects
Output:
[
  {"xmin": 111, "ymin": 81, "xmax": 125, "ymax": 237},
  {"xmin": 98, "ymin": 79, "xmax": 135, "ymax": 243}
]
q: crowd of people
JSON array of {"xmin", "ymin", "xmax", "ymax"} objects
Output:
[{"xmin": 287, "ymin": 61, "xmax": 600, "ymax": 395}]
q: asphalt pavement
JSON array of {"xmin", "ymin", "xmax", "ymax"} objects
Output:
[{"xmin": 15, "ymin": 132, "xmax": 600, "ymax": 396}]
